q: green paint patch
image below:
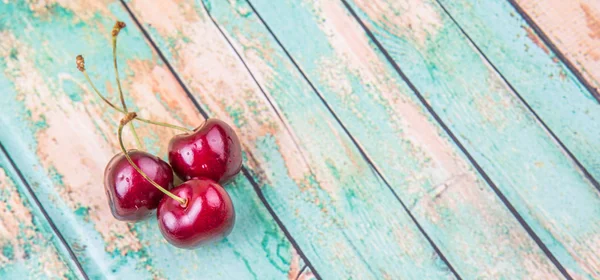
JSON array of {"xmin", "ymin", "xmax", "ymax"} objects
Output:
[
  {"xmin": 34, "ymin": 115, "xmax": 49, "ymax": 129},
  {"xmin": 324, "ymin": 159, "xmax": 340, "ymax": 181},
  {"xmin": 0, "ymin": 188, "xmax": 9, "ymax": 203},
  {"xmin": 74, "ymin": 206, "xmax": 90, "ymax": 219},
  {"xmin": 2, "ymin": 244, "xmax": 14, "ymax": 260},
  {"xmin": 275, "ymin": 238, "xmax": 291, "ymax": 270},
  {"xmin": 73, "ymin": 21, "xmax": 86, "ymax": 30},
  {"xmin": 202, "ymin": 0, "xmax": 212, "ymax": 13},
  {"xmin": 9, "ymin": 49, "xmax": 18, "ymax": 60},
  {"xmin": 65, "ymin": 272, "xmax": 78, "ymax": 280},
  {"xmin": 91, "ymin": 11, "xmax": 104, "ymax": 23},
  {"xmin": 118, "ymin": 222, "xmax": 158, "ymax": 277},
  {"xmin": 22, "ymin": 242, "xmax": 32, "ymax": 259},
  {"xmin": 260, "ymin": 230, "xmax": 289, "ymax": 272},
  {"xmin": 167, "ymin": 36, "xmax": 179, "ymax": 50},
  {"xmin": 225, "ymin": 105, "xmax": 245, "ymax": 129},
  {"xmin": 344, "ymin": 188, "xmax": 358, "ymax": 208},
  {"xmin": 47, "ymin": 166, "xmax": 65, "ymax": 187},
  {"xmin": 62, "ymin": 79, "xmax": 83, "ymax": 102},
  {"xmin": 299, "ymin": 172, "xmax": 337, "ymax": 216},
  {"xmin": 246, "ymin": 99, "xmax": 259, "ymax": 114},
  {"xmin": 44, "ymin": 54, "xmax": 54, "ymax": 64},
  {"xmin": 46, "ymin": 3, "xmax": 75, "ymax": 19},
  {"xmin": 224, "ymin": 239, "xmax": 258, "ymax": 279},
  {"xmin": 233, "ymin": 0, "xmax": 253, "ymax": 17}
]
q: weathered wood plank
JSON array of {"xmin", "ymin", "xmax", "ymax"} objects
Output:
[
  {"xmin": 0, "ymin": 1, "xmax": 305, "ymax": 278},
  {"xmin": 341, "ymin": 0, "xmax": 600, "ymax": 278},
  {"xmin": 198, "ymin": 0, "xmax": 569, "ymax": 278},
  {"xmin": 0, "ymin": 152, "xmax": 79, "ymax": 280},
  {"xmin": 436, "ymin": 0, "xmax": 600, "ymax": 194},
  {"xmin": 125, "ymin": 0, "xmax": 461, "ymax": 278},
  {"xmin": 515, "ymin": 0, "xmax": 600, "ymax": 98}
]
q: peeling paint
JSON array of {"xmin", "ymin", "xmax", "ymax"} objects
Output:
[{"xmin": 0, "ymin": 168, "xmax": 72, "ymax": 279}]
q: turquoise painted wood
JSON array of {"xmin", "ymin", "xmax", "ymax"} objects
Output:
[
  {"xmin": 125, "ymin": 1, "xmax": 456, "ymax": 279},
  {"xmin": 0, "ymin": 0, "xmax": 599, "ymax": 278},
  {"xmin": 0, "ymin": 151, "xmax": 80, "ymax": 279},
  {"xmin": 513, "ymin": 0, "xmax": 600, "ymax": 99},
  {"xmin": 343, "ymin": 0, "xmax": 600, "ymax": 278},
  {"xmin": 437, "ymin": 0, "xmax": 600, "ymax": 184},
  {"xmin": 0, "ymin": 1, "xmax": 305, "ymax": 279},
  {"xmin": 201, "ymin": 0, "xmax": 566, "ymax": 278}
]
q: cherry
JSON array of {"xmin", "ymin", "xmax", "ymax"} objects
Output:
[
  {"xmin": 104, "ymin": 150, "xmax": 174, "ymax": 221},
  {"xmin": 79, "ymin": 22, "xmax": 237, "ymax": 249},
  {"xmin": 157, "ymin": 178, "xmax": 235, "ymax": 248},
  {"xmin": 168, "ymin": 119, "xmax": 242, "ymax": 183}
]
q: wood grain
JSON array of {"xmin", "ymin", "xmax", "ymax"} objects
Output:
[
  {"xmin": 124, "ymin": 0, "xmax": 466, "ymax": 278},
  {"xmin": 0, "ymin": 1, "xmax": 305, "ymax": 279},
  {"xmin": 201, "ymin": 0, "xmax": 571, "ymax": 278},
  {"xmin": 516, "ymin": 0, "xmax": 600, "ymax": 98},
  {"xmin": 1, "ymin": 0, "xmax": 598, "ymax": 278},
  {"xmin": 437, "ymin": 0, "xmax": 600, "ymax": 197},
  {"xmin": 343, "ymin": 0, "xmax": 600, "ymax": 278},
  {"xmin": 0, "ymin": 153, "xmax": 78, "ymax": 280}
]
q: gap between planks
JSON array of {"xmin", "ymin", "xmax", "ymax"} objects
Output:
[
  {"xmin": 339, "ymin": 0, "xmax": 574, "ymax": 278},
  {"xmin": 120, "ymin": 0, "xmax": 594, "ymax": 278},
  {"xmin": 0, "ymin": 143, "xmax": 89, "ymax": 280},
  {"xmin": 118, "ymin": 1, "xmax": 323, "ymax": 279},
  {"xmin": 434, "ymin": 0, "xmax": 600, "ymax": 198},
  {"xmin": 242, "ymin": 0, "xmax": 466, "ymax": 278},
  {"xmin": 124, "ymin": 0, "xmax": 590, "ymax": 278},
  {"xmin": 507, "ymin": 0, "xmax": 600, "ymax": 103}
]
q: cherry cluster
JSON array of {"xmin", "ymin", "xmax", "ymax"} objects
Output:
[{"xmin": 76, "ymin": 21, "xmax": 242, "ymax": 249}]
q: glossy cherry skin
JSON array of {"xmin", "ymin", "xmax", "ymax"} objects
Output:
[
  {"xmin": 104, "ymin": 150, "xmax": 174, "ymax": 221},
  {"xmin": 168, "ymin": 118, "xmax": 242, "ymax": 184},
  {"xmin": 157, "ymin": 178, "xmax": 235, "ymax": 248}
]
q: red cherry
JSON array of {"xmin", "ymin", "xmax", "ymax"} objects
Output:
[
  {"xmin": 157, "ymin": 178, "xmax": 235, "ymax": 248},
  {"xmin": 104, "ymin": 150, "xmax": 174, "ymax": 221},
  {"xmin": 168, "ymin": 119, "xmax": 242, "ymax": 183}
]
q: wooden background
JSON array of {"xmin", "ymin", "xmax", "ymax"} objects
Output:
[{"xmin": 0, "ymin": 0, "xmax": 598, "ymax": 279}]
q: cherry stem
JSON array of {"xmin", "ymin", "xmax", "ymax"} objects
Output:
[
  {"xmin": 80, "ymin": 69, "xmax": 127, "ymax": 114},
  {"xmin": 112, "ymin": 21, "xmax": 128, "ymax": 112},
  {"xmin": 118, "ymin": 113, "xmax": 187, "ymax": 207},
  {"xmin": 112, "ymin": 21, "xmax": 143, "ymax": 150},
  {"xmin": 76, "ymin": 55, "xmax": 193, "ymax": 133}
]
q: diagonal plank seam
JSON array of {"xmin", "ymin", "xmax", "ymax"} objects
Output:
[
  {"xmin": 118, "ymin": 1, "xmax": 322, "ymax": 279},
  {"xmin": 506, "ymin": 0, "xmax": 600, "ymax": 102},
  {"xmin": 198, "ymin": 0, "xmax": 322, "ymax": 189},
  {"xmin": 295, "ymin": 264, "xmax": 308, "ymax": 280},
  {"xmin": 434, "ymin": 0, "xmax": 600, "ymax": 193},
  {"xmin": 0, "ymin": 143, "xmax": 89, "ymax": 280},
  {"xmin": 194, "ymin": 3, "xmax": 392, "ymax": 276},
  {"xmin": 339, "ymin": 0, "xmax": 574, "ymax": 279},
  {"xmin": 241, "ymin": 0, "xmax": 462, "ymax": 278}
]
